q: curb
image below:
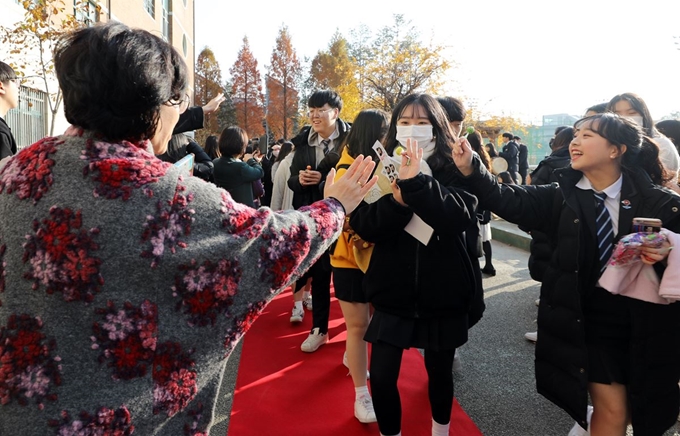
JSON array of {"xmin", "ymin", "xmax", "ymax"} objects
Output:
[{"xmin": 489, "ymin": 219, "xmax": 531, "ymax": 252}]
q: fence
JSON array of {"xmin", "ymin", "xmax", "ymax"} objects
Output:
[{"xmin": 5, "ymin": 86, "xmax": 48, "ymax": 150}]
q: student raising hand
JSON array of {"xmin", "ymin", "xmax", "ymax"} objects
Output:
[
  {"xmin": 452, "ymin": 137, "xmax": 475, "ymax": 176},
  {"xmin": 397, "ymin": 138, "xmax": 424, "ymax": 180}
]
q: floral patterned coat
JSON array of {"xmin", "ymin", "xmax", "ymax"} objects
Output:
[{"xmin": 0, "ymin": 129, "xmax": 344, "ymax": 435}]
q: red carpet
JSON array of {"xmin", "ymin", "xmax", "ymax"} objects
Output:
[{"xmin": 227, "ymin": 288, "xmax": 482, "ymax": 436}]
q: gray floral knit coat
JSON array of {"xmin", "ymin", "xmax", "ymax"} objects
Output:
[{"xmin": 0, "ymin": 129, "xmax": 343, "ymax": 435}]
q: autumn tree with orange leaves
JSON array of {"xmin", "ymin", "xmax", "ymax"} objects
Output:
[
  {"xmin": 266, "ymin": 25, "xmax": 301, "ymax": 140},
  {"xmin": 194, "ymin": 47, "xmax": 225, "ymax": 144},
  {"xmin": 230, "ymin": 37, "xmax": 264, "ymax": 138},
  {"xmin": 308, "ymin": 32, "xmax": 362, "ymax": 122},
  {"xmin": 361, "ymin": 15, "xmax": 450, "ymax": 112}
]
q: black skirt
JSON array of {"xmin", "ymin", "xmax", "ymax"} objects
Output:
[
  {"xmin": 584, "ymin": 286, "xmax": 680, "ymax": 386},
  {"xmin": 583, "ymin": 286, "xmax": 632, "ymax": 384},
  {"xmin": 332, "ymin": 267, "xmax": 368, "ymax": 303},
  {"xmin": 364, "ymin": 309, "xmax": 467, "ymax": 352}
]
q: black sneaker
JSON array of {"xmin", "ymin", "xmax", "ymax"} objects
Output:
[{"xmin": 481, "ymin": 266, "xmax": 496, "ymax": 276}]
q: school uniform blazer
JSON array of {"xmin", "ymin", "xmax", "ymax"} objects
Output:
[{"xmin": 461, "ymin": 156, "xmax": 680, "ymax": 434}]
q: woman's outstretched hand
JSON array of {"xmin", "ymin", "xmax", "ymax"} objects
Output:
[
  {"xmin": 324, "ymin": 155, "xmax": 378, "ymax": 214},
  {"xmin": 452, "ymin": 137, "xmax": 474, "ymax": 176}
]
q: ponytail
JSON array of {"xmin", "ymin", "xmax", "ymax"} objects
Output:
[{"xmin": 628, "ymin": 136, "xmax": 672, "ymax": 185}]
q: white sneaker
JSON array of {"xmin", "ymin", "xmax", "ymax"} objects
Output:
[
  {"xmin": 301, "ymin": 327, "xmax": 327, "ymax": 352},
  {"xmin": 535, "ymin": 298, "xmax": 541, "ymax": 307},
  {"xmin": 567, "ymin": 405, "xmax": 593, "ymax": 436},
  {"xmin": 524, "ymin": 331, "xmax": 538, "ymax": 342},
  {"xmin": 453, "ymin": 349, "xmax": 462, "ymax": 372},
  {"xmin": 342, "ymin": 351, "xmax": 370, "ymax": 379},
  {"xmin": 303, "ymin": 295, "xmax": 313, "ymax": 311},
  {"xmin": 290, "ymin": 306, "xmax": 304, "ymax": 323},
  {"xmin": 354, "ymin": 395, "xmax": 377, "ymax": 423}
]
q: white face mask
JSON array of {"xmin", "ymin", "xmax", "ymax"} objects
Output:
[
  {"xmin": 395, "ymin": 125, "xmax": 434, "ymax": 148},
  {"xmin": 272, "ymin": 150, "xmax": 280, "ymax": 158},
  {"xmin": 627, "ymin": 115, "xmax": 644, "ymax": 127}
]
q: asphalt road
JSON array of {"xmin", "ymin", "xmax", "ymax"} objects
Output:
[
  {"xmin": 456, "ymin": 240, "xmax": 680, "ymax": 436},
  {"xmin": 211, "ymin": 238, "xmax": 680, "ymax": 436}
]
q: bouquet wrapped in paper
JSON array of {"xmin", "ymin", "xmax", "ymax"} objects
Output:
[{"xmin": 608, "ymin": 231, "xmax": 668, "ymax": 267}]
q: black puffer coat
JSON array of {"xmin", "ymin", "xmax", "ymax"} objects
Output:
[
  {"xmin": 463, "ymin": 158, "xmax": 680, "ymax": 435},
  {"xmin": 527, "ymin": 147, "xmax": 571, "ymax": 282},
  {"xmin": 350, "ymin": 173, "xmax": 478, "ymax": 323},
  {"xmin": 287, "ymin": 120, "xmax": 351, "ymax": 209}
]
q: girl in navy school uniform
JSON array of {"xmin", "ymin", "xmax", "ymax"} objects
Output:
[
  {"xmin": 452, "ymin": 112, "xmax": 680, "ymax": 436},
  {"xmin": 350, "ymin": 94, "xmax": 481, "ymax": 436}
]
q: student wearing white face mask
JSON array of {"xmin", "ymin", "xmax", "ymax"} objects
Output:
[
  {"xmin": 608, "ymin": 93, "xmax": 680, "ymax": 194},
  {"xmin": 349, "ymin": 94, "xmax": 483, "ymax": 436}
]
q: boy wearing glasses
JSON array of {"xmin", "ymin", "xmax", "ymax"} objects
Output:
[
  {"xmin": 287, "ymin": 89, "xmax": 351, "ymax": 353},
  {"xmin": 0, "ymin": 61, "xmax": 19, "ymax": 159}
]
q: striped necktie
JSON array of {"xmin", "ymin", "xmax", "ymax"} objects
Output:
[
  {"xmin": 321, "ymin": 139, "xmax": 331, "ymax": 155},
  {"xmin": 594, "ymin": 192, "xmax": 614, "ymax": 274}
]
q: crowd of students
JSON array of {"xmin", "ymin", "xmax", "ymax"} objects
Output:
[{"xmin": 2, "ymin": 21, "xmax": 680, "ymax": 436}]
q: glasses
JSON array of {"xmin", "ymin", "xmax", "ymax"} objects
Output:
[
  {"xmin": 7, "ymin": 78, "xmax": 22, "ymax": 87},
  {"xmin": 165, "ymin": 93, "xmax": 190, "ymax": 113},
  {"xmin": 307, "ymin": 107, "xmax": 334, "ymax": 118}
]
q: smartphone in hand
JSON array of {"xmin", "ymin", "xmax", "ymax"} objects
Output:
[{"xmin": 632, "ymin": 217, "xmax": 662, "ymax": 233}]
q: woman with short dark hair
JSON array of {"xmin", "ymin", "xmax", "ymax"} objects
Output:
[
  {"xmin": 0, "ymin": 22, "xmax": 377, "ymax": 435},
  {"xmin": 213, "ymin": 126, "xmax": 265, "ymax": 207}
]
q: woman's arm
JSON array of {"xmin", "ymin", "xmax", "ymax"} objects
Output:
[
  {"xmin": 398, "ymin": 174, "xmax": 473, "ymax": 237},
  {"xmin": 349, "ymin": 194, "xmax": 413, "ymax": 243},
  {"xmin": 453, "ymin": 138, "xmax": 557, "ymax": 231},
  {"xmin": 239, "ymin": 160, "xmax": 265, "ymax": 182}
]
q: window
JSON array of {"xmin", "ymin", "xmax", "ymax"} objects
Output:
[
  {"xmin": 144, "ymin": 0, "xmax": 154, "ymax": 18},
  {"xmin": 161, "ymin": 0, "xmax": 170, "ymax": 40},
  {"xmin": 74, "ymin": 0, "xmax": 98, "ymax": 27}
]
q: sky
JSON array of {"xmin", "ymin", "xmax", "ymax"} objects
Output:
[{"xmin": 194, "ymin": 0, "xmax": 680, "ymax": 126}]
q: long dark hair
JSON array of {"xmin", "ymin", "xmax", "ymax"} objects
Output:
[
  {"xmin": 498, "ymin": 171, "xmax": 516, "ymax": 184},
  {"xmin": 275, "ymin": 141, "xmax": 294, "ymax": 163},
  {"xmin": 485, "ymin": 143, "xmax": 498, "ymax": 158},
  {"xmin": 343, "ymin": 109, "xmax": 389, "ymax": 160},
  {"xmin": 574, "ymin": 113, "xmax": 670, "ymax": 185},
  {"xmin": 384, "ymin": 94, "xmax": 458, "ymax": 173},
  {"xmin": 607, "ymin": 93, "xmax": 659, "ymax": 137},
  {"xmin": 204, "ymin": 135, "xmax": 220, "ymax": 159},
  {"xmin": 162, "ymin": 133, "xmax": 190, "ymax": 162},
  {"xmin": 551, "ymin": 127, "xmax": 573, "ymax": 152},
  {"xmin": 467, "ymin": 130, "xmax": 491, "ymax": 171},
  {"xmin": 656, "ymin": 120, "xmax": 680, "ymax": 150}
]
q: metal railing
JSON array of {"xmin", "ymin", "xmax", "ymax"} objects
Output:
[{"xmin": 5, "ymin": 86, "xmax": 48, "ymax": 151}]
